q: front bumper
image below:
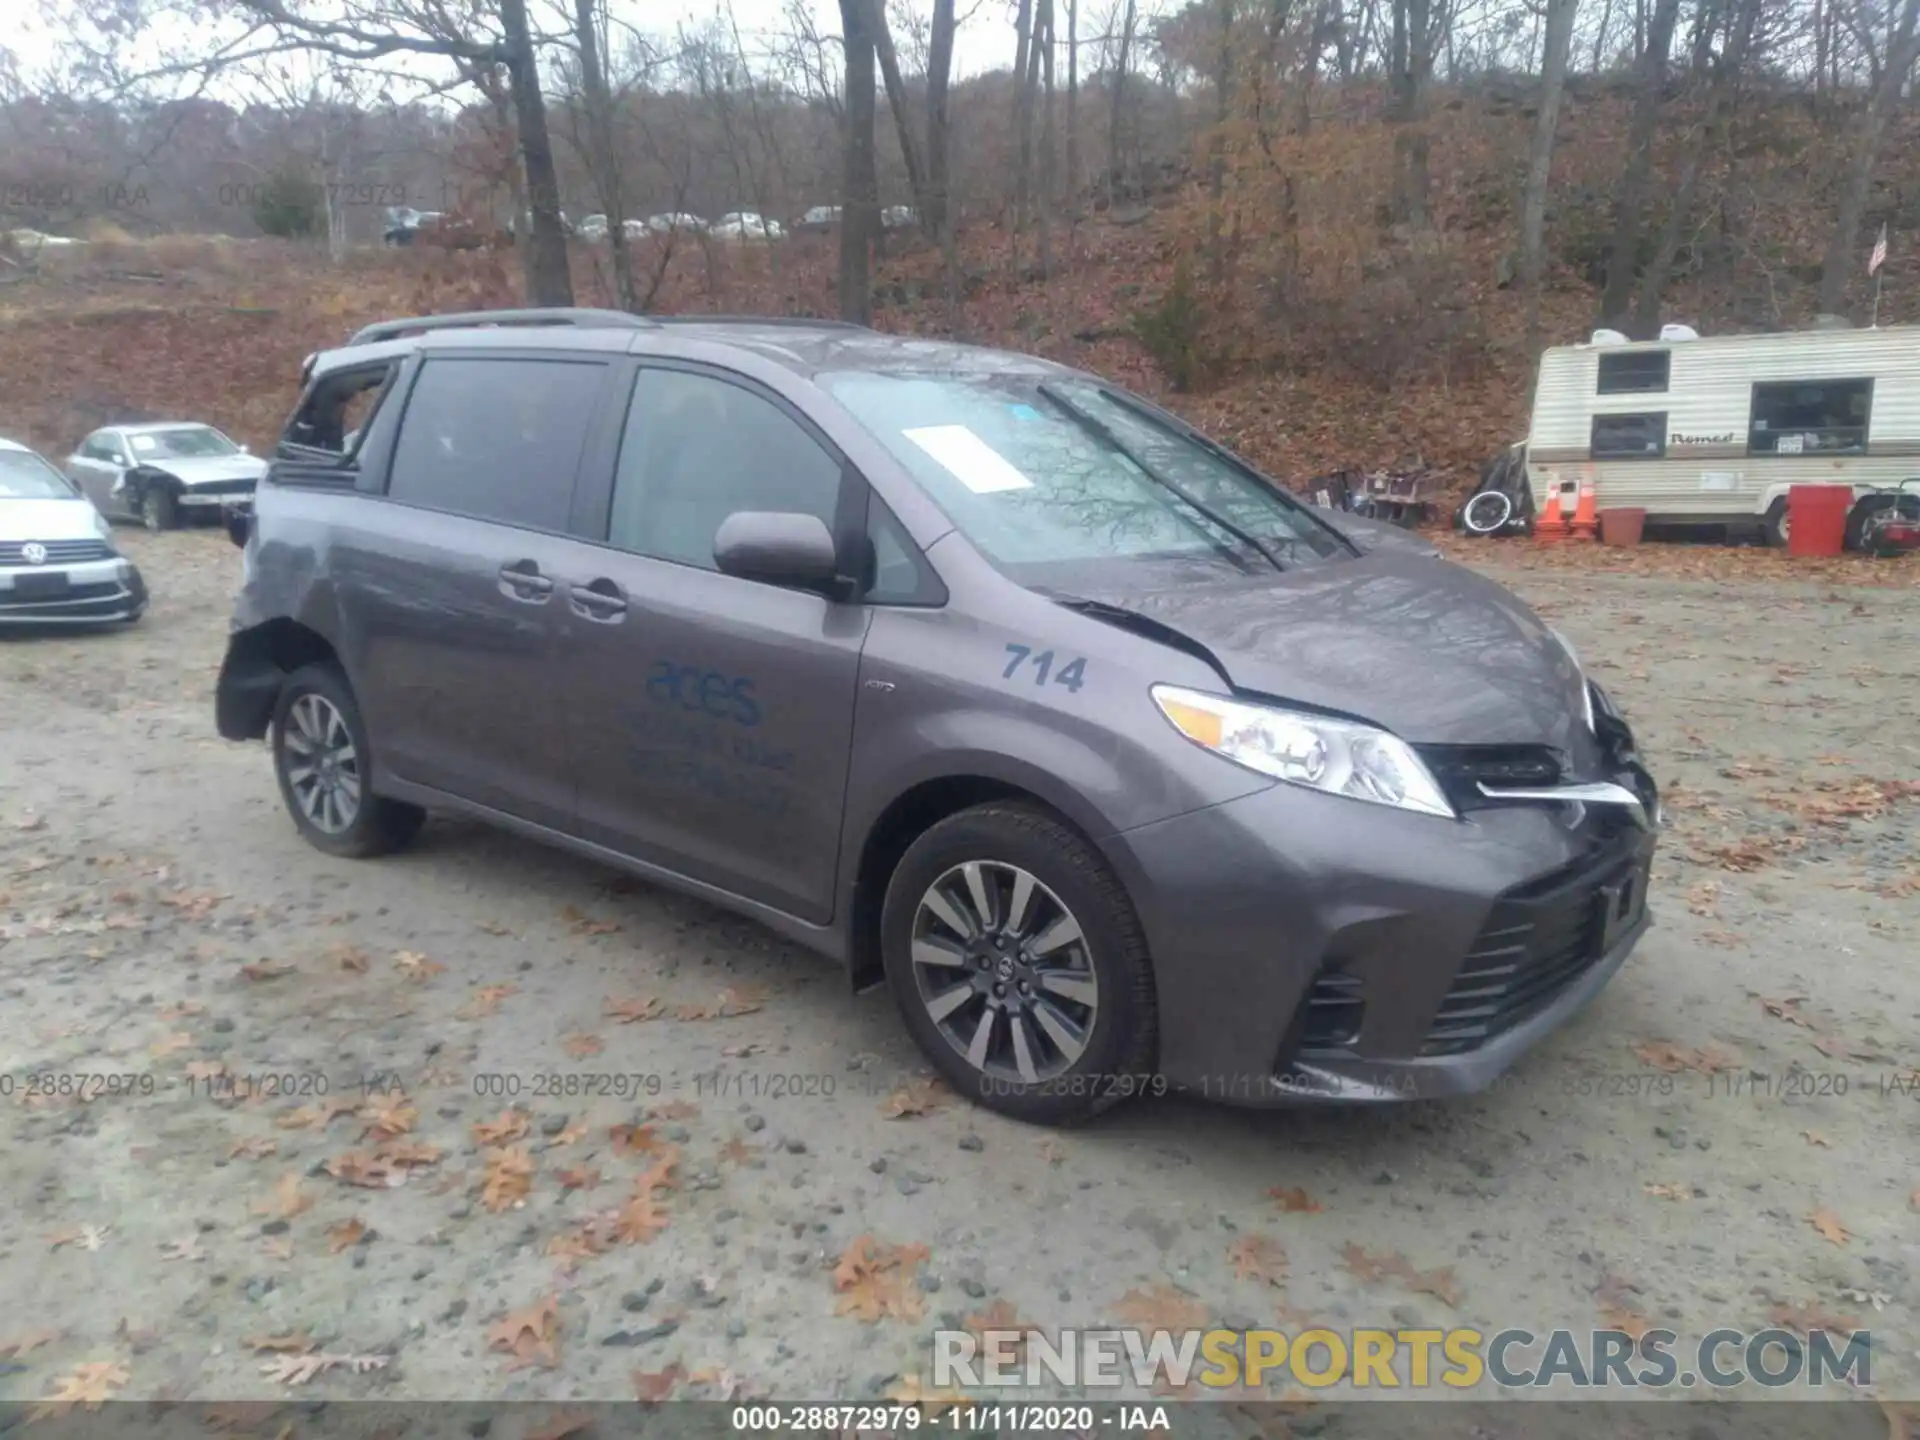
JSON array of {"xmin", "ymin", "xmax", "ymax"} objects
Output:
[
  {"xmin": 1109, "ymin": 774, "xmax": 1658, "ymax": 1106},
  {"xmin": 178, "ymin": 482, "xmax": 257, "ymax": 510},
  {"xmin": 0, "ymin": 557, "xmax": 147, "ymax": 624}
]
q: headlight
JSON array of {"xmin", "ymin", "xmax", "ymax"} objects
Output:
[
  {"xmin": 1549, "ymin": 629, "xmax": 1597, "ymax": 733},
  {"xmin": 1150, "ymin": 684, "xmax": 1455, "ymax": 818}
]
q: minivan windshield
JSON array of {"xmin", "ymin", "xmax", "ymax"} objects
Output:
[
  {"xmin": 129, "ymin": 426, "xmax": 239, "ymax": 460},
  {"xmin": 822, "ymin": 372, "xmax": 1352, "ymax": 578},
  {"xmin": 0, "ymin": 450, "xmax": 80, "ymax": 500}
]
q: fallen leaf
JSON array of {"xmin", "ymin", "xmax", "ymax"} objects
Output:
[
  {"xmin": 394, "ymin": 950, "xmax": 446, "ymax": 981},
  {"xmin": 324, "ymin": 1150, "xmax": 405, "ymax": 1189},
  {"xmin": 328, "ymin": 943, "xmax": 371, "ymax": 972},
  {"xmin": 831, "ymin": 1235, "xmax": 931, "ymax": 1322},
  {"xmin": 275, "ymin": 1097, "xmax": 359, "ymax": 1130},
  {"xmin": 1267, "ymin": 1185, "xmax": 1323, "ymax": 1213},
  {"xmin": 557, "ymin": 1165, "xmax": 602, "ymax": 1190},
  {"xmin": 240, "ymin": 961, "xmax": 295, "ymax": 982},
  {"xmin": 609, "ymin": 1123, "xmax": 663, "ymax": 1157},
  {"xmin": 326, "ymin": 1218, "xmax": 367, "ymax": 1254},
  {"xmin": 260, "ymin": 1236, "xmax": 295, "ymax": 1261},
  {"xmin": 1769, "ymin": 1303, "xmax": 1863, "ymax": 1338},
  {"xmin": 0, "ymin": 1329, "xmax": 59, "ymax": 1359},
  {"xmin": 1643, "ymin": 1182, "xmax": 1696, "ymax": 1200},
  {"xmin": 611, "ymin": 1183, "xmax": 671, "ymax": 1244},
  {"xmin": 1633, "ymin": 1041, "xmax": 1740, "ymax": 1074},
  {"xmin": 242, "ymin": 1331, "xmax": 316, "ymax": 1354},
  {"xmin": 546, "ymin": 1223, "xmax": 611, "ymax": 1271},
  {"xmin": 375, "ymin": 1137, "xmax": 444, "ymax": 1169},
  {"xmin": 1808, "ymin": 1208, "xmax": 1851, "ymax": 1246},
  {"xmin": 48, "ymin": 1224, "xmax": 112, "ymax": 1252},
  {"xmin": 883, "ymin": 1077, "xmax": 952, "ymax": 1118},
  {"xmin": 545, "ymin": 1122, "xmax": 588, "ymax": 1148},
  {"xmin": 562, "ymin": 905, "xmax": 621, "ymax": 935},
  {"xmin": 150, "ymin": 1031, "xmax": 194, "ymax": 1058},
  {"xmin": 1338, "ymin": 1243, "xmax": 1463, "ymax": 1307},
  {"xmin": 458, "ymin": 984, "xmax": 516, "ymax": 1019},
  {"xmin": 1759, "ymin": 995, "xmax": 1814, "ymax": 1028},
  {"xmin": 718, "ymin": 1136, "xmax": 757, "ymax": 1166},
  {"xmin": 160, "ymin": 1235, "xmax": 204, "ymax": 1261},
  {"xmin": 1803, "ymin": 1130, "xmax": 1833, "ymax": 1149},
  {"xmin": 28, "ymin": 1361, "xmax": 130, "ymax": 1417},
  {"xmin": 650, "ymin": 1100, "xmax": 699, "ymax": 1121},
  {"xmin": 1226, "ymin": 1234, "xmax": 1288, "ymax": 1286},
  {"xmin": 604, "ymin": 994, "xmax": 664, "ymax": 1023},
  {"xmin": 1595, "ymin": 1274, "xmax": 1652, "ymax": 1341},
  {"xmin": 964, "ymin": 1299, "xmax": 1038, "ymax": 1356},
  {"xmin": 487, "ymin": 1296, "xmax": 561, "ymax": 1371},
  {"xmin": 1113, "ymin": 1282, "xmax": 1210, "ymax": 1331},
  {"xmin": 562, "ymin": 1033, "xmax": 604, "ymax": 1059},
  {"xmin": 253, "ymin": 1173, "xmax": 313, "ymax": 1220},
  {"xmin": 884, "ymin": 1374, "xmax": 970, "ymax": 1415},
  {"xmin": 472, "ymin": 1110, "xmax": 530, "ymax": 1145},
  {"xmin": 480, "ymin": 1146, "xmax": 535, "ymax": 1211},
  {"xmin": 633, "ymin": 1362, "xmax": 684, "ymax": 1401},
  {"xmin": 260, "ymin": 1352, "xmax": 387, "ymax": 1385}
]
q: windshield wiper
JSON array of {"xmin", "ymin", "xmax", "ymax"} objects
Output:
[
  {"xmin": 1034, "ymin": 381, "xmax": 1289, "ymax": 574},
  {"xmin": 1031, "ymin": 588, "xmax": 1233, "ymax": 685},
  {"xmin": 1088, "ymin": 385, "xmax": 1362, "ymax": 559}
]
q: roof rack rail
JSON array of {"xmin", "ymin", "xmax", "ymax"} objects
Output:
[
  {"xmin": 347, "ymin": 307, "xmax": 654, "ymax": 347},
  {"xmin": 641, "ymin": 313, "xmax": 870, "ymax": 331}
]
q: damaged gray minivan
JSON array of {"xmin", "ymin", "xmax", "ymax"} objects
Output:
[{"xmin": 217, "ymin": 308, "xmax": 1661, "ymax": 1125}]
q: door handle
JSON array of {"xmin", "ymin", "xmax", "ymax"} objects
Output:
[
  {"xmin": 568, "ymin": 577, "xmax": 627, "ymax": 622},
  {"xmin": 498, "ymin": 560, "xmax": 553, "ymax": 603}
]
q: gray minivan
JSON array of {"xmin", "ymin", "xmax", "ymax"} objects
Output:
[{"xmin": 216, "ymin": 308, "xmax": 1660, "ymax": 1125}]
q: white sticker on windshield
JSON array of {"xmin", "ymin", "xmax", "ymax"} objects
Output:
[
  {"xmin": 902, "ymin": 424, "xmax": 1034, "ymax": 494},
  {"xmin": 130, "ymin": 435, "xmax": 157, "ymax": 452}
]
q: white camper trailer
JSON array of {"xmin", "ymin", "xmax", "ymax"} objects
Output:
[{"xmin": 1524, "ymin": 323, "xmax": 1920, "ymax": 546}]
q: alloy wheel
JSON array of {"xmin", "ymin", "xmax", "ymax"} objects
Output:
[
  {"xmin": 281, "ymin": 693, "xmax": 362, "ymax": 835},
  {"xmin": 909, "ymin": 860, "xmax": 1099, "ymax": 1084}
]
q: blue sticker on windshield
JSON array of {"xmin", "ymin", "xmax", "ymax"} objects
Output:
[{"xmin": 1008, "ymin": 404, "xmax": 1042, "ymax": 421}]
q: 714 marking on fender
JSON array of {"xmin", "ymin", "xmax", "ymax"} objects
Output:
[{"xmin": 1003, "ymin": 643, "xmax": 1087, "ymax": 692}]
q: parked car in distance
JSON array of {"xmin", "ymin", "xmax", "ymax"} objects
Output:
[
  {"xmin": 881, "ymin": 204, "xmax": 918, "ymax": 231},
  {"xmin": 1, "ymin": 436, "xmax": 147, "ymax": 626},
  {"xmin": 794, "ymin": 205, "xmax": 841, "ymax": 233},
  {"xmin": 713, "ymin": 212, "xmax": 785, "ymax": 242},
  {"xmin": 217, "ymin": 307, "xmax": 1660, "ymax": 1127},
  {"xmin": 575, "ymin": 213, "xmax": 610, "ymax": 241},
  {"xmin": 66, "ymin": 422, "xmax": 267, "ymax": 531},
  {"xmin": 645, "ymin": 213, "xmax": 708, "ymax": 235}
]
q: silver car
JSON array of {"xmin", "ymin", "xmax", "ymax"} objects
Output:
[
  {"xmin": 0, "ymin": 437, "xmax": 147, "ymax": 625},
  {"xmin": 65, "ymin": 422, "xmax": 267, "ymax": 531}
]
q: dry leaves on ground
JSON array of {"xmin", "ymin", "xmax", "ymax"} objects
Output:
[
  {"xmin": 546, "ymin": 1223, "xmax": 612, "ymax": 1272},
  {"xmin": 610, "ymin": 1122, "xmax": 665, "ymax": 1156},
  {"xmin": 394, "ymin": 950, "xmax": 446, "ymax": 981},
  {"xmin": 562, "ymin": 905, "xmax": 621, "ymax": 935},
  {"xmin": 1633, "ymin": 1041, "xmax": 1740, "ymax": 1074},
  {"xmin": 1267, "ymin": 1186, "xmax": 1323, "ymax": 1213},
  {"xmin": 1226, "ymin": 1235, "xmax": 1288, "ymax": 1287},
  {"xmin": 1595, "ymin": 1275, "xmax": 1653, "ymax": 1341},
  {"xmin": 29, "ymin": 1361, "xmax": 130, "ymax": 1417},
  {"xmin": 1759, "ymin": 995, "xmax": 1814, "ymax": 1028},
  {"xmin": 633, "ymin": 1362, "xmax": 685, "ymax": 1401},
  {"xmin": 242, "ymin": 1332, "xmax": 315, "ymax": 1354},
  {"xmin": 832, "ymin": 1235, "xmax": 931, "ymax": 1322},
  {"xmin": 359, "ymin": 1094, "xmax": 417, "ymax": 1140},
  {"xmin": 261, "ymin": 1352, "xmax": 387, "ymax": 1385},
  {"xmin": 1643, "ymin": 1182, "xmax": 1698, "ymax": 1200},
  {"xmin": 964, "ymin": 1299, "xmax": 1040, "ymax": 1357},
  {"xmin": 489, "ymin": 1296, "xmax": 562, "ymax": 1371},
  {"xmin": 480, "ymin": 1146, "xmax": 535, "ymax": 1212},
  {"xmin": 324, "ymin": 1150, "xmax": 407, "ymax": 1189},
  {"xmin": 47, "ymin": 1224, "xmax": 112, "ymax": 1252},
  {"xmin": 1808, "ymin": 1208, "xmax": 1852, "ymax": 1246},
  {"xmin": 472, "ymin": 1109, "xmax": 530, "ymax": 1145},
  {"xmin": 604, "ymin": 994, "xmax": 665, "ymax": 1023},
  {"xmin": 884, "ymin": 1375, "xmax": 971, "ymax": 1415},
  {"xmin": 326, "ymin": 1218, "xmax": 367, "ymax": 1254},
  {"xmin": 1113, "ymin": 1282, "xmax": 1210, "ymax": 1332},
  {"xmin": 1769, "ymin": 1303, "xmax": 1863, "ymax": 1337},
  {"xmin": 562, "ymin": 1033, "xmax": 604, "ymax": 1059},
  {"xmin": 883, "ymin": 1077, "xmax": 952, "ymax": 1118},
  {"xmin": 458, "ymin": 984, "xmax": 516, "ymax": 1019},
  {"xmin": 328, "ymin": 943, "xmax": 371, "ymax": 973},
  {"xmin": 674, "ymin": 985, "xmax": 768, "ymax": 1020},
  {"xmin": 556, "ymin": 1165, "xmax": 602, "ymax": 1190},
  {"xmin": 1338, "ymin": 1243, "xmax": 1463, "ymax": 1307},
  {"xmin": 252, "ymin": 1173, "xmax": 313, "ymax": 1219},
  {"xmin": 275, "ymin": 1097, "xmax": 359, "ymax": 1130},
  {"xmin": 239, "ymin": 961, "xmax": 295, "ymax": 981}
]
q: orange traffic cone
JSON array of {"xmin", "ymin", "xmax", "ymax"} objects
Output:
[
  {"xmin": 1569, "ymin": 478, "xmax": 1599, "ymax": 541},
  {"xmin": 1535, "ymin": 483, "xmax": 1569, "ymax": 542}
]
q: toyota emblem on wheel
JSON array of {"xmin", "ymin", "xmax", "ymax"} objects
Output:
[{"xmin": 20, "ymin": 541, "xmax": 48, "ymax": 565}]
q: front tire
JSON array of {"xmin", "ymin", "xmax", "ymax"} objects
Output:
[
  {"xmin": 880, "ymin": 802, "xmax": 1157, "ymax": 1126},
  {"xmin": 1762, "ymin": 498, "xmax": 1790, "ymax": 548},
  {"xmin": 271, "ymin": 664, "xmax": 425, "ymax": 858},
  {"xmin": 141, "ymin": 484, "xmax": 179, "ymax": 532}
]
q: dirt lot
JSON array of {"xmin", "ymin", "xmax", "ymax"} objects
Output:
[{"xmin": 1, "ymin": 526, "xmax": 1916, "ymax": 1417}]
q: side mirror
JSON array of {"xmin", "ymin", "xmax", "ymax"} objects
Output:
[
  {"xmin": 225, "ymin": 503, "xmax": 253, "ymax": 550},
  {"xmin": 713, "ymin": 511, "xmax": 841, "ymax": 593},
  {"xmin": 108, "ymin": 453, "xmax": 127, "ymax": 467}
]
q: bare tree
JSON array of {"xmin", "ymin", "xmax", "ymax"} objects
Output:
[
  {"xmin": 571, "ymin": 0, "xmax": 634, "ymax": 309},
  {"xmin": 1388, "ymin": 0, "xmax": 1436, "ymax": 227},
  {"xmin": 1596, "ymin": 0, "xmax": 1680, "ymax": 327},
  {"xmin": 838, "ymin": 0, "xmax": 879, "ymax": 323},
  {"xmin": 1108, "ymin": 0, "xmax": 1137, "ymax": 207},
  {"xmin": 1817, "ymin": 0, "xmax": 1920, "ymax": 315},
  {"xmin": 1519, "ymin": 0, "xmax": 1578, "ymax": 353}
]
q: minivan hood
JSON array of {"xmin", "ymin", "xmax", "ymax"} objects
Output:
[
  {"xmin": 0, "ymin": 497, "xmax": 107, "ymax": 542},
  {"xmin": 136, "ymin": 454, "xmax": 266, "ymax": 487},
  {"xmin": 1042, "ymin": 551, "xmax": 1591, "ymax": 749}
]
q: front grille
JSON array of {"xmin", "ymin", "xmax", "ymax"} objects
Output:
[
  {"xmin": 1416, "ymin": 744, "xmax": 1564, "ymax": 812},
  {"xmin": 1420, "ymin": 845, "xmax": 1642, "ymax": 1057},
  {"xmin": 0, "ymin": 539, "xmax": 114, "ymax": 565}
]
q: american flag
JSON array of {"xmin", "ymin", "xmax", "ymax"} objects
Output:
[{"xmin": 1868, "ymin": 222, "xmax": 1888, "ymax": 276}]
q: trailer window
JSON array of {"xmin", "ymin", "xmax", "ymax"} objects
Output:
[
  {"xmin": 1747, "ymin": 379, "xmax": 1872, "ymax": 456},
  {"xmin": 1591, "ymin": 412, "xmax": 1666, "ymax": 459},
  {"xmin": 1596, "ymin": 351, "xmax": 1670, "ymax": 394}
]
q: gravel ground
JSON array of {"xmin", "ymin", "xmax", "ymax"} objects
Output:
[{"xmin": 1, "ymin": 527, "xmax": 1915, "ymax": 1419}]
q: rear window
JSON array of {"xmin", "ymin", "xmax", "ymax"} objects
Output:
[
  {"xmin": 1596, "ymin": 351, "xmax": 1669, "ymax": 394},
  {"xmin": 387, "ymin": 358, "xmax": 602, "ymax": 530}
]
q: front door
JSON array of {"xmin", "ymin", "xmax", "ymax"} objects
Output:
[
  {"xmin": 337, "ymin": 352, "xmax": 615, "ymax": 830},
  {"xmin": 558, "ymin": 363, "xmax": 868, "ymax": 923}
]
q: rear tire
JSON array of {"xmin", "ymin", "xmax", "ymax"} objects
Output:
[
  {"xmin": 271, "ymin": 663, "xmax": 425, "ymax": 859},
  {"xmin": 1845, "ymin": 494, "xmax": 1920, "ymax": 552},
  {"xmin": 1461, "ymin": 490, "xmax": 1515, "ymax": 536},
  {"xmin": 1762, "ymin": 498, "xmax": 1790, "ymax": 548},
  {"xmin": 880, "ymin": 802, "xmax": 1158, "ymax": 1126}
]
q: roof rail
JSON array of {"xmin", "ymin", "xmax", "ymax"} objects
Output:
[
  {"xmin": 347, "ymin": 307, "xmax": 654, "ymax": 347},
  {"xmin": 641, "ymin": 313, "xmax": 870, "ymax": 331}
]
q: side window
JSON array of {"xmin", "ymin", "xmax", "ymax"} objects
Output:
[
  {"xmin": 1596, "ymin": 351, "xmax": 1669, "ymax": 395},
  {"xmin": 284, "ymin": 363, "xmax": 397, "ymax": 456},
  {"xmin": 387, "ymin": 358, "xmax": 601, "ymax": 530},
  {"xmin": 1590, "ymin": 412, "xmax": 1665, "ymax": 460},
  {"xmin": 865, "ymin": 498, "xmax": 944, "ymax": 605},
  {"xmin": 81, "ymin": 432, "xmax": 113, "ymax": 462},
  {"xmin": 1748, "ymin": 378, "xmax": 1872, "ymax": 455},
  {"xmin": 606, "ymin": 367, "xmax": 843, "ymax": 570}
]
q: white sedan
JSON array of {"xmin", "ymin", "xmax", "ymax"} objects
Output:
[{"xmin": 1, "ymin": 436, "xmax": 146, "ymax": 625}]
